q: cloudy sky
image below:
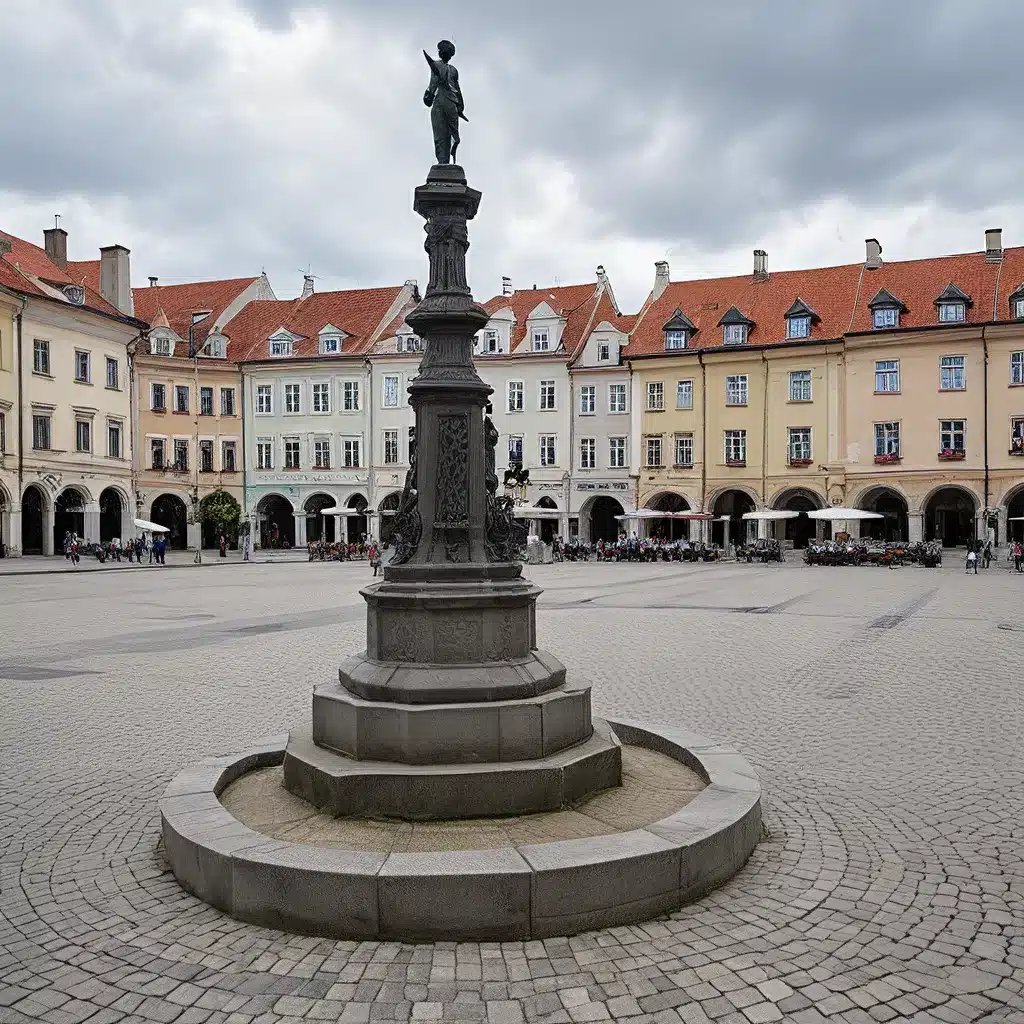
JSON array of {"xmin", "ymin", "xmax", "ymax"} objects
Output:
[{"xmin": 4, "ymin": 0, "xmax": 1022, "ymax": 310}]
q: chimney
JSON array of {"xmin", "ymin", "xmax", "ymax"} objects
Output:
[
  {"xmin": 501, "ymin": 275, "xmax": 513, "ymax": 297},
  {"xmin": 301, "ymin": 274, "xmax": 315, "ymax": 299},
  {"xmin": 148, "ymin": 276, "xmax": 159, "ymax": 287},
  {"xmin": 752, "ymin": 249, "xmax": 768, "ymax": 283},
  {"xmin": 653, "ymin": 260, "xmax": 670, "ymax": 300},
  {"xmin": 99, "ymin": 244, "xmax": 133, "ymax": 314},
  {"xmin": 865, "ymin": 238, "xmax": 883, "ymax": 270},
  {"xmin": 985, "ymin": 227, "xmax": 1003, "ymax": 264},
  {"xmin": 44, "ymin": 227, "xmax": 68, "ymax": 270}
]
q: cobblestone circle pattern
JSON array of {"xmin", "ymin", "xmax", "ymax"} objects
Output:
[{"xmin": 0, "ymin": 559, "xmax": 1021, "ymax": 1024}]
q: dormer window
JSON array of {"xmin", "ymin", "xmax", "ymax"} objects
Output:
[
  {"xmin": 662, "ymin": 308, "xmax": 695, "ymax": 351},
  {"xmin": 531, "ymin": 327, "xmax": 550, "ymax": 352},
  {"xmin": 151, "ymin": 336, "xmax": 172, "ymax": 356},
  {"xmin": 783, "ymin": 297, "xmax": 819, "ymax": 340},
  {"xmin": 202, "ymin": 337, "xmax": 226, "ymax": 358},
  {"xmin": 1008, "ymin": 284, "xmax": 1024, "ymax": 320},
  {"xmin": 270, "ymin": 337, "xmax": 293, "ymax": 357},
  {"xmin": 598, "ymin": 342, "xmax": 610, "ymax": 361},
  {"xmin": 397, "ymin": 334, "xmax": 422, "ymax": 354},
  {"xmin": 482, "ymin": 329, "xmax": 500, "ymax": 353},
  {"xmin": 62, "ymin": 285, "xmax": 85, "ymax": 306},
  {"xmin": 935, "ymin": 283, "xmax": 971, "ymax": 324},
  {"xmin": 868, "ymin": 289, "xmax": 907, "ymax": 330},
  {"xmin": 718, "ymin": 306, "xmax": 754, "ymax": 345},
  {"xmin": 320, "ymin": 336, "xmax": 340, "ymax": 354}
]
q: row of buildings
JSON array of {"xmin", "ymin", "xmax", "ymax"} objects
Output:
[{"xmin": 2, "ymin": 224, "xmax": 1023, "ymax": 556}]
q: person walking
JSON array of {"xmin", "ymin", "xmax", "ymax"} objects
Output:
[
  {"xmin": 965, "ymin": 547, "xmax": 978, "ymax": 574},
  {"xmin": 1014, "ymin": 540, "xmax": 1023, "ymax": 573},
  {"xmin": 243, "ymin": 532, "xmax": 251, "ymax": 562},
  {"xmin": 219, "ymin": 533, "xmax": 227, "ymax": 558},
  {"xmin": 369, "ymin": 542, "xmax": 381, "ymax": 577}
]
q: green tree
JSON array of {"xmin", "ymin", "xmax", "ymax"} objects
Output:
[{"xmin": 199, "ymin": 490, "xmax": 241, "ymax": 543}]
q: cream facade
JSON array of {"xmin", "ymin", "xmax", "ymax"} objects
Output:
[{"xmin": 0, "ymin": 294, "xmax": 18, "ymax": 555}]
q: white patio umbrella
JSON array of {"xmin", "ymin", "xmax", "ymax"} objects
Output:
[
  {"xmin": 742, "ymin": 509, "xmax": 800, "ymax": 521},
  {"xmin": 133, "ymin": 518, "xmax": 169, "ymax": 533},
  {"xmin": 511, "ymin": 506, "xmax": 561, "ymax": 518},
  {"xmin": 805, "ymin": 508, "xmax": 882, "ymax": 520},
  {"xmin": 615, "ymin": 509, "xmax": 663, "ymax": 519},
  {"xmin": 318, "ymin": 506, "xmax": 367, "ymax": 516},
  {"xmin": 1009, "ymin": 517, "xmax": 1024, "ymax": 521}
]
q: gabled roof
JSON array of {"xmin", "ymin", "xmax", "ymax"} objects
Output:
[
  {"xmin": 132, "ymin": 277, "xmax": 261, "ymax": 342},
  {"xmin": 717, "ymin": 305, "xmax": 755, "ymax": 328},
  {"xmin": 934, "ymin": 282, "xmax": 973, "ymax": 307},
  {"xmin": 663, "ymin": 308, "xmax": 697, "ymax": 333},
  {"xmin": 784, "ymin": 297, "xmax": 820, "ymax": 322},
  {"xmin": 224, "ymin": 285, "xmax": 409, "ymax": 361},
  {"xmin": 867, "ymin": 288, "xmax": 907, "ymax": 311},
  {"xmin": 480, "ymin": 281, "xmax": 601, "ymax": 359},
  {"xmin": 65, "ymin": 259, "xmax": 101, "ymax": 294}
]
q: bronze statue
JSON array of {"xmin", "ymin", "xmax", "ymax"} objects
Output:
[{"xmin": 423, "ymin": 40, "xmax": 467, "ymax": 164}]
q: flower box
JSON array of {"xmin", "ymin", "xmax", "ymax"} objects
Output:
[
  {"xmin": 937, "ymin": 450, "xmax": 965, "ymax": 460},
  {"xmin": 1009, "ymin": 448, "xmax": 1024, "ymax": 457},
  {"xmin": 788, "ymin": 457, "xmax": 813, "ymax": 466},
  {"xmin": 725, "ymin": 458, "xmax": 746, "ymax": 467},
  {"xmin": 873, "ymin": 454, "xmax": 901, "ymax": 465}
]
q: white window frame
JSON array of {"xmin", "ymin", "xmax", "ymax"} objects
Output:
[
  {"xmin": 74, "ymin": 350, "xmax": 91, "ymax": 383},
  {"xmin": 269, "ymin": 337, "xmax": 293, "ymax": 357},
  {"xmin": 342, "ymin": 380, "xmax": 361, "ymax": 412},
  {"xmin": 150, "ymin": 437, "xmax": 165, "ymax": 469},
  {"xmin": 173, "ymin": 439, "xmax": 189, "ymax": 471},
  {"xmin": 382, "ymin": 374, "xmax": 400, "ymax": 408},
  {"xmin": 608, "ymin": 436, "xmax": 626, "ymax": 468},
  {"xmin": 723, "ymin": 324, "xmax": 748, "ymax": 345},
  {"xmin": 283, "ymin": 437, "xmax": 301, "ymax": 469},
  {"xmin": 874, "ymin": 421, "xmax": 901, "ymax": 457},
  {"xmin": 107, "ymin": 420, "xmax": 121, "ymax": 459},
  {"xmin": 151, "ymin": 382, "xmax": 167, "ymax": 411},
  {"xmin": 647, "ymin": 381, "xmax": 664, "ymax": 411},
  {"xmin": 313, "ymin": 438, "xmax": 332, "ymax": 469},
  {"xmin": 665, "ymin": 330, "xmax": 687, "ymax": 350},
  {"xmin": 256, "ymin": 438, "xmax": 273, "ymax": 470},
  {"xmin": 75, "ymin": 418, "xmax": 92, "ymax": 453},
  {"xmin": 873, "ymin": 307, "xmax": 899, "ymax": 330},
  {"xmin": 531, "ymin": 327, "xmax": 550, "ymax": 352},
  {"xmin": 383, "ymin": 429, "xmax": 400, "ymax": 465},
  {"xmin": 199, "ymin": 386, "xmax": 214, "ymax": 417},
  {"xmin": 875, "ymin": 359, "xmax": 900, "ymax": 393},
  {"xmin": 674, "ymin": 433, "xmax": 693, "ymax": 467},
  {"xmin": 1012, "ymin": 352, "xmax": 1024, "ymax": 386},
  {"xmin": 151, "ymin": 335, "xmax": 172, "ymax": 356},
  {"xmin": 199, "ymin": 439, "xmax": 215, "ymax": 473},
  {"xmin": 644, "ymin": 436, "xmax": 662, "ymax": 468},
  {"xmin": 579, "ymin": 437, "xmax": 596, "ymax": 470},
  {"xmin": 676, "ymin": 380, "xmax": 693, "ymax": 410},
  {"xmin": 938, "ymin": 302, "xmax": 965, "ymax": 323},
  {"xmin": 284, "ymin": 382, "xmax": 301, "ymax": 414},
  {"xmin": 105, "ymin": 357, "xmax": 119, "ymax": 389},
  {"xmin": 203, "ymin": 337, "xmax": 226, "ymax": 359},
  {"xmin": 1014, "ymin": 299, "xmax": 1024, "ymax": 320},
  {"xmin": 342, "ymin": 437, "xmax": 362, "ymax": 468},
  {"xmin": 725, "ymin": 374, "xmax": 748, "ymax": 406},
  {"xmin": 220, "ymin": 387, "xmax": 236, "ymax": 417},
  {"xmin": 312, "ymin": 381, "xmax": 331, "ymax": 414},
  {"xmin": 33, "ymin": 339, "xmax": 50, "ymax": 375},
  {"xmin": 579, "ymin": 385, "xmax": 596, "ymax": 415},
  {"xmin": 786, "ymin": 316, "xmax": 811, "ymax": 340},
  {"xmin": 724, "ymin": 430, "xmax": 746, "ymax": 464},
  {"xmin": 174, "ymin": 385, "xmax": 190, "ymax": 413},
  {"xmin": 319, "ymin": 335, "xmax": 341, "ymax": 355},
  {"xmin": 788, "ymin": 427, "xmax": 812, "ymax": 463},
  {"xmin": 32, "ymin": 414, "xmax": 51, "ymax": 450},
  {"xmin": 940, "ymin": 419, "xmax": 965, "ymax": 453},
  {"xmin": 539, "ymin": 379, "xmax": 556, "ymax": 411},
  {"xmin": 255, "ymin": 384, "xmax": 273, "ymax": 415},
  {"xmin": 482, "ymin": 329, "xmax": 499, "ymax": 353},
  {"xmin": 940, "ymin": 355, "xmax": 965, "ymax": 391},
  {"xmin": 598, "ymin": 342, "xmax": 611, "ymax": 362},
  {"xmin": 507, "ymin": 380, "xmax": 524, "ymax": 413},
  {"xmin": 221, "ymin": 441, "xmax": 237, "ymax": 472},
  {"xmin": 508, "ymin": 435, "xmax": 524, "ymax": 464},
  {"xmin": 608, "ymin": 383, "xmax": 627, "ymax": 413},
  {"xmin": 789, "ymin": 370, "xmax": 812, "ymax": 402},
  {"xmin": 539, "ymin": 434, "xmax": 556, "ymax": 467}
]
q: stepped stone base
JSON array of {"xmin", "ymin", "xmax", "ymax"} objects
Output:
[
  {"xmin": 314, "ymin": 680, "xmax": 592, "ymax": 764},
  {"xmin": 283, "ymin": 718, "xmax": 622, "ymax": 820}
]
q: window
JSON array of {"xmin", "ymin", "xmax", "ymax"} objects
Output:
[
  {"xmin": 200, "ymin": 386, "xmax": 214, "ymax": 416},
  {"xmin": 200, "ymin": 440, "xmax": 214, "ymax": 472},
  {"xmin": 284, "ymin": 438, "xmax": 300, "ymax": 469},
  {"xmin": 724, "ymin": 324, "xmax": 747, "ymax": 345},
  {"xmin": 786, "ymin": 316, "xmax": 811, "ymax": 339},
  {"xmin": 608, "ymin": 437, "xmax": 626, "ymax": 468},
  {"xmin": 790, "ymin": 370, "xmax": 812, "ymax": 402},
  {"xmin": 875, "ymin": 360, "xmax": 900, "ymax": 393},
  {"xmin": 270, "ymin": 337, "xmax": 292, "ymax": 356},
  {"xmin": 788, "ymin": 427, "xmax": 812, "ymax": 463},
  {"xmin": 383, "ymin": 375, "xmax": 400, "ymax": 408},
  {"xmin": 540, "ymin": 380, "xmax": 556, "ymax": 410},
  {"xmin": 107, "ymin": 421, "xmax": 121, "ymax": 459},
  {"xmin": 579, "ymin": 437, "xmax": 596, "ymax": 469},
  {"xmin": 725, "ymin": 430, "xmax": 746, "ymax": 464},
  {"xmin": 151, "ymin": 438, "xmax": 165, "ymax": 469},
  {"xmin": 676, "ymin": 380, "xmax": 693, "ymax": 410},
  {"xmin": 343, "ymin": 438, "xmax": 362, "ymax": 468},
  {"xmin": 320, "ymin": 336, "xmax": 340, "ymax": 355},
  {"xmin": 343, "ymin": 381, "xmax": 361, "ymax": 411},
  {"xmin": 482, "ymin": 329, "xmax": 499, "ymax": 353},
  {"xmin": 314, "ymin": 439, "xmax": 331, "ymax": 469},
  {"xmin": 1014, "ymin": 299, "xmax": 1024, "ymax": 320},
  {"xmin": 256, "ymin": 384, "xmax": 273, "ymax": 414},
  {"xmin": 220, "ymin": 388, "xmax": 236, "ymax": 416},
  {"xmin": 532, "ymin": 327, "xmax": 550, "ymax": 352},
  {"xmin": 152, "ymin": 336, "xmax": 172, "ymax": 356},
  {"xmin": 0, "ymin": 411, "xmax": 5, "ymax": 452},
  {"xmin": 401, "ymin": 334, "xmax": 422, "ymax": 353},
  {"xmin": 74, "ymin": 350, "xmax": 90, "ymax": 383},
  {"xmin": 284, "ymin": 383, "xmax": 301, "ymax": 414},
  {"xmin": 204, "ymin": 337, "xmax": 226, "ymax": 358},
  {"xmin": 106, "ymin": 357, "xmax": 119, "ymax": 389},
  {"xmin": 938, "ymin": 302, "xmax": 965, "ymax": 323},
  {"xmin": 725, "ymin": 375, "xmax": 748, "ymax": 406},
  {"xmin": 579, "ymin": 385, "xmax": 595, "ymax": 414},
  {"xmin": 675, "ymin": 433, "xmax": 693, "ymax": 467},
  {"xmin": 256, "ymin": 439, "xmax": 273, "ymax": 469},
  {"xmin": 173, "ymin": 439, "xmax": 189, "ymax": 470},
  {"xmin": 33, "ymin": 340, "xmax": 50, "ymax": 375},
  {"xmin": 608, "ymin": 383, "xmax": 627, "ymax": 413},
  {"xmin": 873, "ymin": 307, "xmax": 899, "ymax": 329},
  {"xmin": 384, "ymin": 429, "xmax": 399, "ymax": 465},
  {"xmin": 539, "ymin": 434, "xmax": 556, "ymax": 466},
  {"xmin": 312, "ymin": 382, "xmax": 330, "ymax": 413},
  {"xmin": 222, "ymin": 441, "xmax": 237, "ymax": 471},
  {"xmin": 75, "ymin": 420, "xmax": 91, "ymax": 453},
  {"xmin": 151, "ymin": 383, "xmax": 166, "ymax": 411},
  {"xmin": 507, "ymin": 380, "xmax": 524, "ymax": 412},
  {"xmin": 940, "ymin": 356, "xmax": 965, "ymax": 391},
  {"xmin": 174, "ymin": 385, "xmax": 189, "ymax": 413},
  {"xmin": 645, "ymin": 436, "xmax": 662, "ymax": 467},
  {"xmin": 1012, "ymin": 418, "xmax": 1024, "ymax": 453},
  {"xmin": 508, "ymin": 435, "xmax": 523, "ymax": 464},
  {"xmin": 1011, "ymin": 352, "xmax": 1024, "ymax": 385},
  {"xmin": 940, "ymin": 419, "xmax": 965, "ymax": 453},
  {"xmin": 598, "ymin": 342, "xmax": 611, "ymax": 361},
  {"xmin": 647, "ymin": 382, "xmax": 664, "ymax": 411},
  {"xmin": 874, "ymin": 421, "xmax": 901, "ymax": 458},
  {"xmin": 665, "ymin": 330, "xmax": 687, "ymax": 350}
]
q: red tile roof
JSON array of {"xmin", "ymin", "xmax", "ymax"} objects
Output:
[
  {"xmin": 224, "ymin": 285, "xmax": 407, "ymax": 361},
  {"xmin": 626, "ymin": 246, "xmax": 1024, "ymax": 358},
  {"xmin": 65, "ymin": 259, "xmax": 101, "ymax": 295},
  {"xmin": 132, "ymin": 277, "xmax": 261, "ymax": 342},
  {"xmin": 0, "ymin": 231, "xmax": 124, "ymax": 318},
  {"xmin": 480, "ymin": 282, "xmax": 602, "ymax": 359}
]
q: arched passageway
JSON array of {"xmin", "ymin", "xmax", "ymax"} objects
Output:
[
  {"xmin": 256, "ymin": 495, "xmax": 295, "ymax": 549},
  {"xmin": 151, "ymin": 493, "xmax": 189, "ymax": 549},
  {"xmin": 304, "ymin": 493, "xmax": 336, "ymax": 544},
  {"xmin": 199, "ymin": 491, "xmax": 241, "ymax": 549},
  {"xmin": 346, "ymin": 494, "xmax": 368, "ymax": 544},
  {"xmin": 99, "ymin": 488, "xmax": 123, "ymax": 543},
  {"xmin": 925, "ymin": 487, "xmax": 976, "ymax": 547},
  {"xmin": 54, "ymin": 488, "xmax": 86, "ymax": 550},
  {"xmin": 22, "ymin": 485, "xmax": 44, "ymax": 554},
  {"xmin": 774, "ymin": 488, "xmax": 826, "ymax": 548},
  {"xmin": 859, "ymin": 488, "xmax": 909, "ymax": 541},
  {"xmin": 536, "ymin": 496, "xmax": 558, "ymax": 544},
  {"xmin": 377, "ymin": 491, "xmax": 401, "ymax": 546},
  {"xmin": 645, "ymin": 492, "xmax": 691, "ymax": 541},
  {"xmin": 712, "ymin": 490, "xmax": 755, "ymax": 547},
  {"xmin": 584, "ymin": 496, "xmax": 624, "ymax": 543}
]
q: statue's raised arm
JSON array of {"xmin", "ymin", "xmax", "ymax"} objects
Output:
[{"xmin": 423, "ymin": 40, "xmax": 467, "ymax": 165}]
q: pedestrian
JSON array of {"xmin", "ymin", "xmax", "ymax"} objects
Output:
[
  {"xmin": 369, "ymin": 542, "xmax": 381, "ymax": 577},
  {"xmin": 148, "ymin": 536, "xmax": 155, "ymax": 564},
  {"xmin": 243, "ymin": 532, "xmax": 251, "ymax": 562},
  {"xmin": 1014, "ymin": 541, "xmax": 1023, "ymax": 573},
  {"xmin": 965, "ymin": 548, "xmax": 978, "ymax": 574},
  {"xmin": 219, "ymin": 533, "xmax": 227, "ymax": 558}
]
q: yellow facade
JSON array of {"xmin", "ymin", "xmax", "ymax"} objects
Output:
[{"xmin": 0, "ymin": 295, "xmax": 18, "ymax": 554}]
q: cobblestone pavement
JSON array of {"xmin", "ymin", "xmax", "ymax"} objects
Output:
[{"xmin": 0, "ymin": 560, "xmax": 1021, "ymax": 1024}]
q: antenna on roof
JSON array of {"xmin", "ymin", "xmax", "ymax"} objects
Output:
[{"xmin": 54, "ymin": 213, "xmax": 61, "ymax": 229}]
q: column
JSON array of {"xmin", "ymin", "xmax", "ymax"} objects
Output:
[
  {"xmin": 186, "ymin": 521, "xmax": 201, "ymax": 550},
  {"xmin": 908, "ymin": 511, "xmax": 923, "ymax": 543},
  {"xmin": 3, "ymin": 503, "xmax": 19, "ymax": 557},
  {"xmin": 84, "ymin": 501, "xmax": 100, "ymax": 545},
  {"xmin": 295, "ymin": 512, "xmax": 307, "ymax": 548},
  {"xmin": 997, "ymin": 507, "xmax": 1008, "ymax": 548},
  {"xmin": 757, "ymin": 517, "xmax": 768, "ymax": 540}
]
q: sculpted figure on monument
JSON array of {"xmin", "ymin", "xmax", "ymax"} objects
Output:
[
  {"xmin": 390, "ymin": 426, "xmax": 421, "ymax": 565},
  {"xmin": 423, "ymin": 40, "xmax": 467, "ymax": 164},
  {"xmin": 484, "ymin": 415, "xmax": 527, "ymax": 562}
]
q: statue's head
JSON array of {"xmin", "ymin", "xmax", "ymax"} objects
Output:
[{"xmin": 437, "ymin": 39, "xmax": 455, "ymax": 61}]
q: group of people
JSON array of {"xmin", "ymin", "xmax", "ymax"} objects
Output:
[
  {"xmin": 307, "ymin": 537, "xmax": 371, "ymax": 563},
  {"xmin": 551, "ymin": 535, "xmax": 721, "ymax": 563},
  {"xmin": 62, "ymin": 531, "xmax": 169, "ymax": 566}
]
